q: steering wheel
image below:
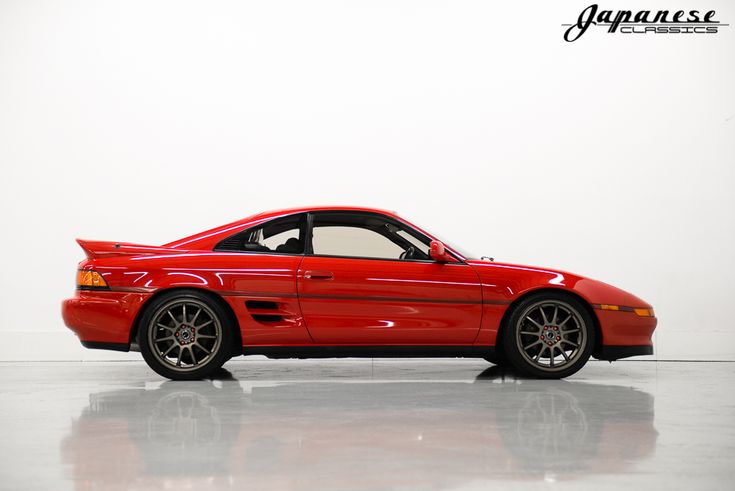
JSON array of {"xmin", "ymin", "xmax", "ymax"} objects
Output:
[{"xmin": 400, "ymin": 246, "xmax": 416, "ymax": 260}]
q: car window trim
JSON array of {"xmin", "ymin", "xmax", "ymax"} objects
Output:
[
  {"xmin": 213, "ymin": 212, "xmax": 308, "ymax": 254},
  {"xmin": 212, "ymin": 209, "xmax": 466, "ymax": 263},
  {"xmin": 306, "ymin": 211, "xmax": 465, "ymax": 264},
  {"xmin": 307, "ymin": 253, "xmax": 468, "ymax": 265}
]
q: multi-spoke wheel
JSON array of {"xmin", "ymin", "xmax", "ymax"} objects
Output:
[
  {"xmin": 139, "ymin": 291, "xmax": 233, "ymax": 380},
  {"xmin": 503, "ymin": 293, "xmax": 595, "ymax": 379}
]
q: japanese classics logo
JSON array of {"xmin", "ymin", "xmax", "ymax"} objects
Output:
[{"xmin": 563, "ymin": 4, "xmax": 728, "ymax": 42}]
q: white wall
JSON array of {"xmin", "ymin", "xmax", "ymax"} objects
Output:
[{"xmin": 1, "ymin": 0, "xmax": 733, "ymax": 361}]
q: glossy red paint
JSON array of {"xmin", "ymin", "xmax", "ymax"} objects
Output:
[
  {"xmin": 429, "ymin": 240, "xmax": 456, "ymax": 263},
  {"xmin": 62, "ymin": 206, "xmax": 656, "ymax": 360},
  {"xmin": 297, "ymin": 256, "xmax": 481, "ymax": 344}
]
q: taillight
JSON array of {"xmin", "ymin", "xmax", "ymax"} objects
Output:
[{"xmin": 76, "ymin": 270, "xmax": 109, "ymax": 290}]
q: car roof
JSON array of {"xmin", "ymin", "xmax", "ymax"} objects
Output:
[
  {"xmin": 164, "ymin": 206, "xmax": 400, "ymax": 249},
  {"xmin": 248, "ymin": 205, "xmax": 397, "ymax": 221}
]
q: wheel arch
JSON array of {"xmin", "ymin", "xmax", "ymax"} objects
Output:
[
  {"xmin": 495, "ymin": 287, "xmax": 603, "ymax": 360},
  {"xmin": 130, "ymin": 287, "xmax": 243, "ymax": 357}
]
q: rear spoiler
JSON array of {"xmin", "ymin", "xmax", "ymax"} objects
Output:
[{"xmin": 76, "ymin": 239, "xmax": 185, "ymax": 259}]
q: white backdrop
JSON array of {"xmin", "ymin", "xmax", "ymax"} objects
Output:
[{"xmin": 1, "ymin": 0, "xmax": 733, "ymax": 361}]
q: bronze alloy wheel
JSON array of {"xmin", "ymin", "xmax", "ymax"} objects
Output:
[
  {"xmin": 139, "ymin": 291, "xmax": 233, "ymax": 380},
  {"xmin": 503, "ymin": 293, "xmax": 595, "ymax": 379}
]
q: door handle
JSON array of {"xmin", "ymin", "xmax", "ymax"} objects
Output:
[{"xmin": 303, "ymin": 270, "xmax": 334, "ymax": 280}]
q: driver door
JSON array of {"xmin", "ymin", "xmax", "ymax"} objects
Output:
[{"xmin": 297, "ymin": 211, "xmax": 483, "ymax": 345}]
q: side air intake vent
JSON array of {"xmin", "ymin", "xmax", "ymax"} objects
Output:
[
  {"xmin": 251, "ymin": 314, "xmax": 284, "ymax": 322},
  {"xmin": 245, "ymin": 300, "xmax": 278, "ymax": 310},
  {"xmin": 245, "ymin": 300, "xmax": 286, "ymax": 324}
]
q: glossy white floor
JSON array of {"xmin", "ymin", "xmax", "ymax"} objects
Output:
[{"xmin": 0, "ymin": 360, "xmax": 733, "ymax": 490}]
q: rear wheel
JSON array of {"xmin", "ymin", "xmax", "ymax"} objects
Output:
[
  {"xmin": 138, "ymin": 290, "xmax": 233, "ymax": 380},
  {"xmin": 502, "ymin": 292, "xmax": 594, "ymax": 379}
]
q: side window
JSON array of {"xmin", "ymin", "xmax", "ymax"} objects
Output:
[
  {"xmin": 310, "ymin": 212, "xmax": 431, "ymax": 260},
  {"xmin": 263, "ymin": 228, "xmax": 299, "ymax": 250},
  {"xmin": 396, "ymin": 229, "xmax": 429, "ymax": 252},
  {"xmin": 313, "ymin": 226, "xmax": 404, "ymax": 259},
  {"xmin": 215, "ymin": 214, "xmax": 306, "ymax": 254}
]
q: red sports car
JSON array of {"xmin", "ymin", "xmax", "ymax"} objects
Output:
[{"xmin": 62, "ymin": 206, "xmax": 656, "ymax": 380}]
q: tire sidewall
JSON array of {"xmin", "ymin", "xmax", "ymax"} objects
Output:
[
  {"xmin": 502, "ymin": 292, "xmax": 595, "ymax": 379},
  {"xmin": 138, "ymin": 290, "xmax": 234, "ymax": 380}
]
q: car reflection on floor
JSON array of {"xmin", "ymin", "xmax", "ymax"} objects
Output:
[{"xmin": 60, "ymin": 366, "xmax": 657, "ymax": 490}]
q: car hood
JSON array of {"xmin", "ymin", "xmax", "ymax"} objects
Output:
[{"xmin": 466, "ymin": 260, "xmax": 653, "ymax": 309}]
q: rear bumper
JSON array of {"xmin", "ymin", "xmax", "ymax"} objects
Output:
[
  {"xmin": 62, "ymin": 291, "xmax": 150, "ymax": 347},
  {"xmin": 80, "ymin": 341, "xmax": 130, "ymax": 352}
]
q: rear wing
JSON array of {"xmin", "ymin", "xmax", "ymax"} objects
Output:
[{"xmin": 76, "ymin": 239, "xmax": 185, "ymax": 259}]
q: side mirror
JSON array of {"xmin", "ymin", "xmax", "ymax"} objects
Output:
[{"xmin": 429, "ymin": 240, "xmax": 454, "ymax": 263}]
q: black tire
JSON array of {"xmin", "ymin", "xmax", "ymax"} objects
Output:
[
  {"xmin": 502, "ymin": 292, "xmax": 595, "ymax": 379},
  {"xmin": 138, "ymin": 290, "xmax": 234, "ymax": 380},
  {"xmin": 484, "ymin": 351, "xmax": 507, "ymax": 366}
]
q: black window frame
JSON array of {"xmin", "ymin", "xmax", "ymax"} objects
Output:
[
  {"xmin": 213, "ymin": 212, "xmax": 309, "ymax": 256},
  {"xmin": 213, "ymin": 210, "xmax": 465, "ymax": 263},
  {"xmin": 306, "ymin": 211, "xmax": 435, "ymax": 263}
]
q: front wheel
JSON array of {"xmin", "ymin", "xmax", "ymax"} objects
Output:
[
  {"xmin": 138, "ymin": 290, "xmax": 234, "ymax": 380},
  {"xmin": 502, "ymin": 293, "xmax": 595, "ymax": 379}
]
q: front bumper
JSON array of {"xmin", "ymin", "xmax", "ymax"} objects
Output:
[
  {"xmin": 595, "ymin": 309, "xmax": 657, "ymax": 345},
  {"xmin": 62, "ymin": 291, "xmax": 150, "ymax": 347},
  {"xmin": 593, "ymin": 309, "xmax": 657, "ymax": 360},
  {"xmin": 596, "ymin": 344, "xmax": 653, "ymax": 361}
]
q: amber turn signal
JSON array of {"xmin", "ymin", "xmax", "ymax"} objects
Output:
[
  {"xmin": 634, "ymin": 308, "xmax": 655, "ymax": 317},
  {"xmin": 598, "ymin": 304, "xmax": 655, "ymax": 317},
  {"xmin": 76, "ymin": 270, "xmax": 109, "ymax": 290}
]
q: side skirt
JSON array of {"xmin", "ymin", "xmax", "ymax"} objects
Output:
[{"xmin": 241, "ymin": 345, "xmax": 494, "ymax": 360}]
